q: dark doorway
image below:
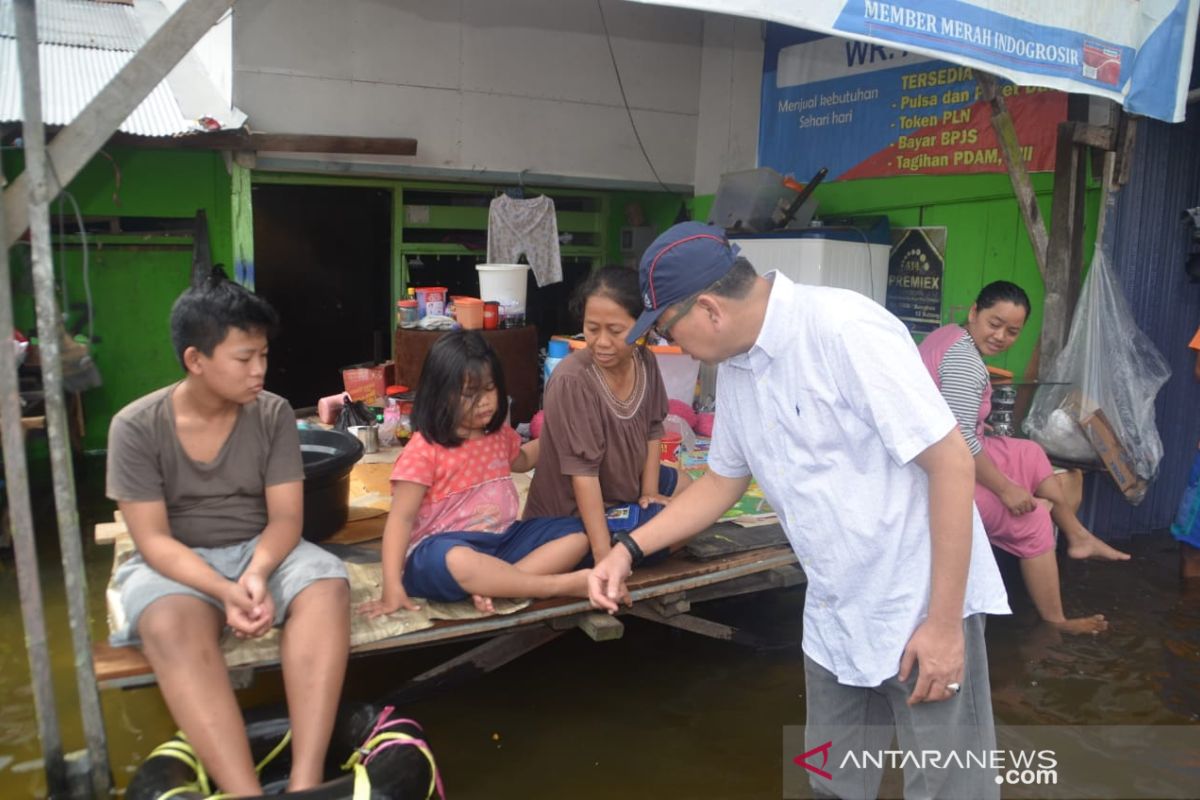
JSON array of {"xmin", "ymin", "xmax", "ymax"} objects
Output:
[{"xmin": 252, "ymin": 184, "xmax": 392, "ymax": 408}]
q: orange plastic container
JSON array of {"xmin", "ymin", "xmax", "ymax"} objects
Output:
[{"xmin": 453, "ymin": 296, "xmax": 484, "ymax": 330}]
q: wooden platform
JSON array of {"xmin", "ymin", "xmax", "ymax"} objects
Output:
[
  {"xmin": 93, "ymin": 450, "xmax": 802, "ymax": 691},
  {"xmin": 92, "ymin": 540, "xmax": 801, "ymax": 690}
]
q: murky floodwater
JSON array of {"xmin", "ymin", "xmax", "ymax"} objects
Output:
[{"xmin": 1, "ymin": 455, "xmax": 1197, "ymax": 798}]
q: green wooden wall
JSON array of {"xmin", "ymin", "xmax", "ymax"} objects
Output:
[{"xmin": 3, "ymin": 147, "xmax": 234, "ymax": 451}]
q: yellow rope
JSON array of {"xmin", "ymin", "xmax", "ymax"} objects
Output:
[
  {"xmin": 146, "ymin": 727, "xmax": 291, "ymax": 800},
  {"xmin": 254, "ymin": 729, "xmax": 292, "ymax": 775},
  {"xmin": 148, "ymin": 736, "xmax": 211, "ymax": 799}
]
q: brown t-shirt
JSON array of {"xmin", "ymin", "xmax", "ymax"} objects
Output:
[
  {"xmin": 523, "ymin": 346, "xmax": 668, "ymax": 518},
  {"xmin": 105, "ymin": 384, "xmax": 304, "ymax": 548}
]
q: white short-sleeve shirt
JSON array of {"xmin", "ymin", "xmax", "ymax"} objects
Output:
[{"xmin": 708, "ymin": 273, "xmax": 1009, "ymax": 687}]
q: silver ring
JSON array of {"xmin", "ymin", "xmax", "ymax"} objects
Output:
[{"xmin": 946, "ymin": 682, "xmax": 961, "ymax": 694}]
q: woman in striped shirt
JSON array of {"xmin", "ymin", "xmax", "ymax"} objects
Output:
[{"xmin": 918, "ymin": 281, "xmax": 1129, "ymax": 635}]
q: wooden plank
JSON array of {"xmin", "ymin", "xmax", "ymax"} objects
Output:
[
  {"xmin": 94, "ymin": 545, "xmax": 799, "ymax": 687},
  {"xmin": 976, "ymin": 73, "xmax": 1048, "ymax": 277},
  {"xmin": 1068, "ymin": 122, "xmax": 1116, "ymax": 151},
  {"xmin": 107, "ymin": 131, "xmax": 419, "ymax": 156},
  {"xmin": 648, "ymin": 591, "xmax": 690, "ymax": 617},
  {"xmin": 685, "ymin": 522, "xmax": 786, "ymax": 560},
  {"xmin": 94, "ymin": 522, "xmax": 127, "ymax": 545},
  {"xmin": 1042, "ymin": 123, "xmax": 1088, "ymax": 367},
  {"xmin": 577, "ymin": 613, "xmax": 625, "ymax": 642},
  {"xmin": 1115, "ymin": 115, "xmax": 1138, "ymax": 187},
  {"xmin": 628, "ymin": 606, "xmax": 767, "ymax": 648},
  {"xmin": 387, "ymin": 626, "xmax": 563, "ymax": 703}
]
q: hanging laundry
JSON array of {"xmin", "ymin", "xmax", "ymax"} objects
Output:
[{"xmin": 487, "ymin": 194, "xmax": 562, "ymax": 287}]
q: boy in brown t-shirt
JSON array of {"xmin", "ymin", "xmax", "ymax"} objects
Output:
[{"xmin": 106, "ymin": 271, "xmax": 349, "ymax": 794}]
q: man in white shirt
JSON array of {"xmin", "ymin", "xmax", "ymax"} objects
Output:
[{"xmin": 590, "ymin": 222, "xmax": 1010, "ymax": 799}]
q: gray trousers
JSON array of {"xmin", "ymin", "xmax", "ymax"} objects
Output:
[{"xmin": 804, "ymin": 613, "xmax": 999, "ymax": 800}]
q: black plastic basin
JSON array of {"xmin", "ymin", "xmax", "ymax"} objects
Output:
[{"xmin": 299, "ymin": 427, "xmax": 364, "ymax": 542}]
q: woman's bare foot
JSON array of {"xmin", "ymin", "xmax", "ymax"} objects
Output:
[
  {"xmin": 1049, "ymin": 614, "xmax": 1108, "ymax": 635},
  {"xmin": 1066, "ymin": 531, "xmax": 1131, "ymax": 561},
  {"xmin": 471, "ymin": 594, "xmax": 495, "ymax": 614}
]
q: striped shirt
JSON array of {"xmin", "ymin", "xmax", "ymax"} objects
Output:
[{"xmin": 936, "ymin": 333, "xmax": 989, "ymax": 456}]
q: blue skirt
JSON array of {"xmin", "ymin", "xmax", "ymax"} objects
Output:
[{"xmin": 1171, "ymin": 450, "xmax": 1200, "ymax": 549}]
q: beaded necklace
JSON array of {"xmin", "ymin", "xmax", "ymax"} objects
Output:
[{"xmin": 589, "ymin": 349, "xmax": 646, "ymax": 420}]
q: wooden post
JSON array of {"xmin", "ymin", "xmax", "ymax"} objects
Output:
[
  {"xmin": 1042, "ymin": 122, "xmax": 1089, "ymax": 367},
  {"xmin": 14, "ymin": 2, "xmax": 111, "ymax": 795},
  {"xmin": 4, "ymin": 0, "xmax": 237, "ymax": 246},
  {"xmin": 0, "ymin": 150, "xmax": 68, "ymax": 799},
  {"xmin": 976, "ymin": 72, "xmax": 1049, "ymax": 277}
]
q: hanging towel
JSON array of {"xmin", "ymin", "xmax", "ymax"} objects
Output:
[{"xmin": 488, "ymin": 194, "xmax": 562, "ymax": 287}]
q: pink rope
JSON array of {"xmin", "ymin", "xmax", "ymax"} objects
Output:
[{"xmin": 360, "ymin": 706, "xmax": 446, "ymax": 799}]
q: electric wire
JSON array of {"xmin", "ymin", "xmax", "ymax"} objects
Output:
[{"xmin": 596, "ymin": 0, "xmax": 675, "ymax": 196}]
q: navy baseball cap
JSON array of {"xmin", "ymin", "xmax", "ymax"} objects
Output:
[{"xmin": 627, "ymin": 222, "xmax": 740, "ymax": 344}]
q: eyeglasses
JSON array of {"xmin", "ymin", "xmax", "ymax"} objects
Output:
[{"xmin": 651, "ymin": 292, "xmax": 701, "ymax": 344}]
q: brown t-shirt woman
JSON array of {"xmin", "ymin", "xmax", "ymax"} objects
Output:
[{"xmin": 523, "ymin": 346, "xmax": 668, "ymax": 519}]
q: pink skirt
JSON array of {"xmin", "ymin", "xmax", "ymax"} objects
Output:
[{"xmin": 975, "ymin": 435, "xmax": 1056, "ymax": 558}]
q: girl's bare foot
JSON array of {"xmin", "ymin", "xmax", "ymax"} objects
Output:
[
  {"xmin": 471, "ymin": 594, "xmax": 495, "ymax": 614},
  {"xmin": 1066, "ymin": 532, "xmax": 1131, "ymax": 562},
  {"xmin": 1049, "ymin": 614, "xmax": 1108, "ymax": 635}
]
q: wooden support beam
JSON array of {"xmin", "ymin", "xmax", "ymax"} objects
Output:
[
  {"xmin": 386, "ymin": 626, "xmax": 564, "ymax": 705},
  {"xmin": 648, "ymin": 591, "xmax": 691, "ymax": 617},
  {"xmin": 1042, "ymin": 122, "xmax": 1089, "ymax": 366},
  {"xmin": 1114, "ymin": 115, "xmax": 1138, "ymax": 187},
  {"xmin": 628, "ymin": 606, "xmax": 768, "ymax": 648},
  {"xmin": 1069, "ymin": 122, "xmax": 1117, "ymax": 151},
  {"xmin": 576, "ymin": 613, "xmax": 625, "ymax": 642},
  {"xmin": 4, "ymin": 0, "xmax": 236, "ymax": 246},
  {"xmin": 976, "ymin": 73, "xmax": 1049, "ymax": 277},
  {"xmin": 108, "ymin": 131, "xmax": 419, "ymax": 155}
]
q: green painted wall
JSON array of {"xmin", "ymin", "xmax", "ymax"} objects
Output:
[
  {"xmin": 3, "ymin": 147, "xmax": 234, "ymax": 451},
  {"xmin": 689, "ymin": 171, "xmax": 1100, "ymax": 378},
  {"xmin": 605, "ymin": 191, "xmax": 689, "ymax": 265}
]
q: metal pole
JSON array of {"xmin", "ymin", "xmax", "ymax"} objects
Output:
[
  {"xmin": 0, "ymin": 176, "xmax": 68, "ymax": 798},
  {"xmin": 14, "ymin": 2, "xmax": 111, "ymax": 796}
]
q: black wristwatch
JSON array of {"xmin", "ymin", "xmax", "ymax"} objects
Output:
[{"xmin": 612, "ymin": 530, "xmax": 645, "ymax": 568}]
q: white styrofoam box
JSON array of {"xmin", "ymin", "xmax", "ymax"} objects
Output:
[
  {"xmin": 731, "ymin": 236, "xmax": 889, "ymax": 306},
  {"xmin": 657, "ymin": 350, "xmax": 701, "ymax": 406}
]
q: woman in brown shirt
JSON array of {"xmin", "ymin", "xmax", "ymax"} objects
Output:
[{"xmin": 524, "ymin": 266, "xmax": 689, "ymax": 564}]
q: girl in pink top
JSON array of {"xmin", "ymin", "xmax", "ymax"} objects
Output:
[
  {"xmin": 919, "ymin": 281, "xmax": 1129, "ymax": 635},
  {"xmin": 358, "ymin": 331, "xmax": 588, "ymax": 617}
]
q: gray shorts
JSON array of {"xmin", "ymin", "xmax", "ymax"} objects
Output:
[{"xmin": 110, "ymin": 536, "xmax": 348, "ymax": 647}]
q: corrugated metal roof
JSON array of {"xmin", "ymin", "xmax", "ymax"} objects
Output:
[
  {"xmin": 0, "ymin": 0, "xmax": 145, "ymax": 51},
  {"xmin": 0, "ymin": 0, "xmax": 244, "ymax": 137},
  {"xmin": 0, "ymin": 38, "xmax": 193, "ymax": 136}
]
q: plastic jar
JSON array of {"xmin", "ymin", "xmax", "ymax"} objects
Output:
[
  {"xmin": 396, "ymin": 299, "xmax": 419, "ymax": 327},
  {"xmin": 385, "ymin": 385, "xmax": 414, "ymax": 439}
]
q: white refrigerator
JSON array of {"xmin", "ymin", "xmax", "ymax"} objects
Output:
[{"xmin": 729, "ymin": 231, "xmax": 890, "ymax": 306}]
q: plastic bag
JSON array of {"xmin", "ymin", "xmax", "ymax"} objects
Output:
[
  {"xmin": 334, "ymin": 394, "xmax": 374, "ymax": 433},
  {"xmin": 1022, "ymin": 246, "xmax": 1170, "ymax": 501}
]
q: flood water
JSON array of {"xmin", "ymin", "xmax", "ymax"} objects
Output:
[{"xmin": 1, "ymin": 455, "xmax": 1198, "ymax": 798}]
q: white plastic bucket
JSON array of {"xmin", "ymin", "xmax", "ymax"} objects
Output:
[{"xmin": 476, "ymin": 264, "xmax": 530, "ymax": 313}]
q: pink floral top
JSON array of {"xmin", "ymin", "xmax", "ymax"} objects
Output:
[{"xmin": 390, "ymin": 425, "xmax": 521, "ymax": 553}]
